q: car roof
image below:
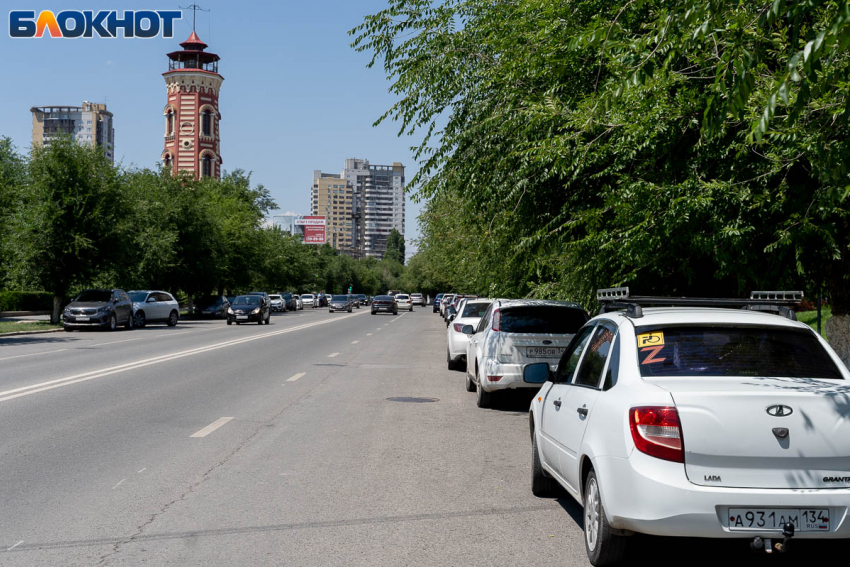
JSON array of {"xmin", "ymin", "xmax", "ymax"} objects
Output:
[
  {"xmin": 497, "ymin": 299, "xmax": 585, "ymax": 310},
  {"xmin": 592, "ymin": 307, "xmax": 809, "ymax": 330}
]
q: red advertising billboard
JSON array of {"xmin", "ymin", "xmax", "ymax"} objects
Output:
[{"xmin": 296, "ymin": 216, "xmax": 326, "ymax": 244}]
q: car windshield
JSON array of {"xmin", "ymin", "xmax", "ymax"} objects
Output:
[
  {"xmin": 75, "ymin": 290, "xmax": 112, "ymax": 302},
  {"xmin": 303, "ymin": 295, "xmax": 314, "ymax": 299},
  {"xmin": 375, "ymin": 296, "xmax": 393, "ymax": 301},
  {"xmin": 233, "ymin": 296, "xmax": 261, "ymax": 306},
  {"xmin": 358, "ymin": 295, "xmax": 366, "ymax": 299},
  {"xmin": 500, "ymin": 306, "xmax": 587, "ymax": 334},
  {"xmin": 128, "ymin": 292, "xmax": 148, "ymax": 302},
  {"xmin": 635, "ymin": 326, "xmax": 843, "ymax": 379},
  {"xmin": 332, "ymin": 295, "xmax": 348, "ymax": 301},
  {"xmin": 462, "ymin": 302, "xmax": 491, "ymax": 318},
  {"xmin": 269, "ymin": 295, "xmax": 282, "ymax": 300}
]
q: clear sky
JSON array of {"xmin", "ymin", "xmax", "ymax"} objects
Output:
[{"xmin": 0, "ymin": 1, "xmax": 425, "ymax": 251}]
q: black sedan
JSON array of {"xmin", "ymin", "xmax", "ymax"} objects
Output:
[
  {"xmin": 63, "ymin": 289, "xmax": 134, "ymax": 331},
  {"xmin": 371, "ymin": 295, "xmax": 398, "ymax": 315},
  {"xmin": 328, "ymin": 295, "xmax": 353, "ymax": 313},
  {"xmin": 194, "ymin": 295, "xmax": 230, "ymax": 318},
  {"xmin": 227, "ymin": 295, "xmax": 271, "ymax": 325}
]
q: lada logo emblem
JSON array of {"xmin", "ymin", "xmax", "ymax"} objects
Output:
[{"xmin": 766, "ymin": 405, "xmax": 793, "ymax": 417}]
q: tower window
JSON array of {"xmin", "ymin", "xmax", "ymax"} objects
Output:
[
  {"xmin": 202, "ymin": 110, "xmax": 212, "ymax": 137},
  {"xmin": 166, "ymin": 110, "xmax": 174, "ymax": 135},
  {"xmin": 163, "ymin": 154, "xmax": 173, "ymax": 169},
  {"xmin": 202, "ymin": 154, "xmax": 212, "ymax": 178}
]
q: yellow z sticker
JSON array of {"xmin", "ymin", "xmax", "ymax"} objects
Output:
[{"xmin": 637, "ymin": 332, "xmax": 665, "ymax": 347}]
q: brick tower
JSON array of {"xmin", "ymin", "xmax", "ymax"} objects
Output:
[{"xmin": 161, "ymin": 31, "xmax": 223, "ymax": 179}]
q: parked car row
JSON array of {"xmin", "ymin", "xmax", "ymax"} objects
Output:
[
  {"xmin": 63, "ymin": 288, "xmax": 180, "ymax": 331},
  {"xmin": 438, "ymin": 287, "xmax": 850, "ymax": 565}
]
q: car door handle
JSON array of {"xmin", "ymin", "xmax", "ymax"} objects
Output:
[
  {"xmin": 553, "ymin": 399, "xmax": 561, "ymax": 408},
  {"xmin": 577, "ymin": 407, "xmax": 588, "ymax": 417}
]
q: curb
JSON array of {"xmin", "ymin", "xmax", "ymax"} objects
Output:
[{"xmin": 0, "ymin": 328, "xmax": 64, "ymax": 338}]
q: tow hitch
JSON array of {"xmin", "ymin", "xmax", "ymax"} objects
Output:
[{"xmin": 750, "ymin": 523, "xmax": 795, "ymax": 554}]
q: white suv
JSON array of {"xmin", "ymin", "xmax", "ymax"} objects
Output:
[
  {"xmin": 528, "ymin": 289, "xmax": 850, "ymax": 565},
  {"xmin": 463, "ymin": 299, "xmax": 588, "ymax": 407}
]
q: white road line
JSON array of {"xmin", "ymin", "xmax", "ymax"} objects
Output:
[
  {"xmin": 351, "ymin": 340, "xmax": 359, "ymax": 344},
  {"xmin": 0, "ymin": 349, "xmax": 66, "ymax": 362},
  {"xmin": 137, "ymin": 468, "xmax": 146, "ymax": 474},
  {"xmin": 286, "ymin": 372, "xmax": 306, "ymax": 382},
  {"xmin": 327, "ymin": 352, "xmax": 339, "ymax": 358},
  {"xmin": 0, "ymin": 312, "xmax": 367, "ymax": 404},
  {"xmin": 190, "ymin": 417, "xmax": 234, "ymax": 438},
  {"xmin": 6, "ymin": 541, "xmax": 23, "ymax": 552},
  {"xmin": 367, "ymin": 333, "xmax": 373, "ymax": 336},
  {"xmin": 111, "ymin": 479, "xmax": 126, "ymax": 490},
  {"xmin": 156, "ymin": 331, "xmax": 189, "ymax": 337},
  {"xmin": 99, "ymin": 338, "xmax": 143, "ymax": 346}
]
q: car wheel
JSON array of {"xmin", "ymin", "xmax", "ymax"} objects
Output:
[
  {"xmin": 348, "ymin": 308, "xmax": 352, "ymax": 313},
  {"xmin": 108, "ymin": 314, "xmax": 117, "ymax": 332},
  {"xmin": 447, "ymin": 349, "xmax": 458, "ymax": 371},
  {"xmin": 125, "ymin": 312, "xmax": 134, "ymax": 330},
  {"xmin": 227, "ymin": 319, "xmax": 232, "ymax": 325},
  {"xmin": 371, "ymin": 310, "xmax": 376, "ymax": 315},
  {"xmin": 465, "ymin": 368, "xmax": 476, "ymax": 392},
  {"xmin": 167, "ymin": 311, "xmax": 178, "ymax": 327},
  {"xmin": 330, "ymin": 310, "xmax": 334, "ymax": 313},
  {"xmin": 64, "ymin": 326, "xmax": 74, "ymax": 332},
  {"xmin": 531, "ymin": 430, "xmax": 560, "ymax": 497},
  {"xmin": 134, "ymin": 311, "xmax": 146, "ymax": 328},
  {"xmin": 476, "ymin": 380, "xmax": 493, "ymax": 408},
  {"xmin": 265, "ymin": 315, "xmax": 271, "ymax": 324},
  {"xmin": 584, "ymin": 470, "xmax": 627, "ymax": 566}
]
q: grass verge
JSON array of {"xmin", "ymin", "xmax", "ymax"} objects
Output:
[
  {"xmin": 797, "ymin": 307, "xmax": 831, "ymax": 339},
  {"xmin": 0, "ymin": 320, "xmax": 62, "ymax": 335}
]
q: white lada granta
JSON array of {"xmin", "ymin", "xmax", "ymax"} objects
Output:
[{"xmin": 526, "ymin": 289, "xmax": 850, "ymax": 566}]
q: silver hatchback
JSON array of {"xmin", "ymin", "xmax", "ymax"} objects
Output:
[{"xmin": 128, "ymin": 290, "xmax": 180, "ymax": 328}]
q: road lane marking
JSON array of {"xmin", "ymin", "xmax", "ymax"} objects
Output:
[
  {"xmin": 137, "ymin": 468, "xmax": 146, "ymax": 474},
  {"xmin": 155, "ymin": 331, "xmax": 189, "ymax": 337},
  {"xmin": 190, "ymin": 417, "xmax": 234, "ymax": 438},
  {"xmin": 367, "ymin": 333, "xmax": 373, "ymax": 336},
  {"xmin": 6, "ymin": 541, "xmax": 23, "ymax": 552},
  {"xmin": 112, "ymin": 479, "xmax": 126, "ymax": 490},
  {"xmin": 0, "ymin": 312, "xmax": 367, "ymax": 404},
  {"xmin": 351, "ymin": 341, "xmax": 359, "ymax": 344},
  {"xmin": 98, "ymin": 338, "xmax": 143, "ymax": 346},
  {"xmin": 327, "ymin": 353, "xmax": 339, "ymax": 358},
  {"xmin": 286, "ymin": 372, "xmax": 306, "ymax": 382},
  {"xmin": 0, "ymin": 349, "xmax": 66, "ymax": 362}
]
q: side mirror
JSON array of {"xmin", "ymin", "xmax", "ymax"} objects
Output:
[
  {"xmin": 523, "ymin": 362, "xmax": 550, "ymax": 384},
  {"xmin": 113, "ymin": 297, "xmax": 120, "ymax": 303},
  {"xmin": 461, "ymin": 325, "xmax": 475, "ymax": 335}
]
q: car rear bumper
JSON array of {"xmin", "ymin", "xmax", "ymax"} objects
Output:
[
  {"xmin": 478, "ymin": 360, "xmax": 548, "ymax": 392},
  {"xmin": 447, "ymin": 333, "xmax": 469, "ymax": 360},
  {"xmin": 595, "ymin": 454, "xmax": 850, "ymax": 538}
]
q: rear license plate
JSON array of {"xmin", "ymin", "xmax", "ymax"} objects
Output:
[
  {"xmin": 526, "ymin": 347, "xmax": 565, "ymax": 358},
  {"xmin": 76, "ymin": 316, "xmax": 90, "ymax": 321},
  {"xmin": 236, "ymin": 315, "xmax": 248, "ymax": 320},
  {"xmin": 728, "ymin": 508, "xmax": 830, "ymax": 532}
]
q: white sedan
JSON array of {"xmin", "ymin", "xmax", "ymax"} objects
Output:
[
  {"xmin": 528, "ymin": 290, "xmax": 850, "ymax": 565},
  {"xmin": 301, "ymin": 294, "xmax": 315, "ymax": 308},
  {"xmin": 394, "ymin": 294, "xmax": 414, "ymax": 312},
  {"xmin": 446, "ymin": 299, "xmax": 492, "ymax": 370}
]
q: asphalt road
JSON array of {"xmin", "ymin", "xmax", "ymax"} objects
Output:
[{"xmin": 0, "ymin": 307, "xmax": 838, "ymax": 565}]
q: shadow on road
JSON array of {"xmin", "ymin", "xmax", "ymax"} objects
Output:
[{"xmin": 0, "ymin": 335, "xmax": 80, "ymax": 346}]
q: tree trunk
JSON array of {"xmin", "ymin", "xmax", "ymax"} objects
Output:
[
  {"xmin": 51, "ymin": 294, "xmax": 62, "ymax": 325},
  {"xmin": 824, "ymin": 217, "xmax": 850, "ymax": 368},
  {"xmin": 826, "ymin": 315, "xmax": 850, "ymax": 369},
  {"xmin": 186, "ymin": 294, "xmax": 194, "ymax": 315}
]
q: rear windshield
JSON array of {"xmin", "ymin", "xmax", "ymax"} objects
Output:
[
  {"xmin": 269, "ymin": 295, "xmax": 282, "ymax": 300},
  {"xmin": 302, "ymin": 295, "xmax": 314, "ymax": 299},
  {"xmin": 463, "ymin": 302, "xmax": 491, "ymax": 318},
  {"xmin": 332, "ymin": 295, "xmax": 348, "ymax": 301},
  {"xmin": 76, "ymin": 290, "xmax": 112, "ymax": 302},
  {"xmin": 233, "ymin": 296, "xmax": 261, "ymax": 306},
  {"xmin": 374, "ymin": 296, "xmax": 393, "ymax": 301},
  {"xmin": 636, "ymin": 326, "xmax": 843, "ymax": 379},
  {"xmin": 396, "ymin": 295, "xmax": 409, "ymax": 300},
  {"xmin": 500, "ymin": 306, "xmax": 587, "ymax": 334}
]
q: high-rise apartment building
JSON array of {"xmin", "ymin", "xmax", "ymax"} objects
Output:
[
  {"xmin": 311, "ymin": 171, "xmax": 358, "ymax": 256},
  {"xmin": 31, "ymin": 102, "xmax": 115, "ymax": 162},
  {"xmin": 312, "ymin": 159, "xmax": 405, "ymax": 259}
]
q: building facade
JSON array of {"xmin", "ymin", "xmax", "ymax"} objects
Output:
[
  {"xmin": 161, "ymin": 31, "xmax": 223, "ymax": 179},
  {"xmin": 31, "ymin": 102, "xmax": 115, "ymax": 162},
  {"xmin": 312, "ymin": 159, "xmax": 405, "ymax": 260}
]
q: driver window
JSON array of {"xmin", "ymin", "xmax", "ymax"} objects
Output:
[
  {"xmin": 573, "ymin": 323, "xmax": 617, "ymax": 388},
  {"xmin": 476, "ymin": 304, "xmax": 494, "ymax": 334},
  {"xmin": 555, "ymin": 325, "xmax": 595, "ymax": 384}
]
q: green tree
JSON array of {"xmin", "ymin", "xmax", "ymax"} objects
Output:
[
  {"xmin": 384, "ymin": 228, "xmax": 406, "ymax": 265},
  {"xmin": 6, "ymin": 137, "xmax": 124, "ymax": 322},
  {"xmin": 0, "ymin": 138, "xmax": 27, "ymax": 288}
]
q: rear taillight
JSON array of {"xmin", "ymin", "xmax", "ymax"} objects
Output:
[
  {"xmin": 453, "ymin": 323, "xmax": 465, "ymax": 333},
  {"xmin": 491, "ymin": 309, "xmax": 501, "ymax": 332},
  {"xmin": 486, "ymin": 375, "xmax": 502, "ymax": 382},
  {"xmin": 629, "ymin": 406, "xmax": 684, "ymax": 463}
]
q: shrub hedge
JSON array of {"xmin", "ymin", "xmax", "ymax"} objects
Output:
[{"xmin": 0, "ymin": 291, "xmax": 54, "ymax": 312}]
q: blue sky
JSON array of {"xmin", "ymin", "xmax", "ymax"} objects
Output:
[{"xmin": 0, "ymin": 1, "xmax": 426, "ymax": 249}]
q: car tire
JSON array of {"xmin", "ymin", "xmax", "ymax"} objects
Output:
[
  {"xmin": 531, "ymin": 431, "xmax": 560, "ymax": 497},
  {"xmin": 167, "ymin": 311, "xmax": 178, "ymax": 327},
  {"xmin": 476, "ymin": 382, "xmax": 493, "ymax": 408},
  {"xmin": 348, "ymin": 308, "xmax": 352, "ymax": 313},
  {"xmin": 584, "ymin": 470, "xmax": 627, "ymax": 566},
  {"xmin": 227, "ymin": 320, "xmax": 232, "ymax": 325},
  {"xmin": 330, "ymin": 310, "xmax": 334, "ymax": 313},
  {"xmin": 371, "ymin": 310, "xmax": 376, "ymax": 315},
  {"xmin": 465, "ymin": 369, "xmax": 476, "ymax": 392},
  {"xmin": 125, "ymin": 312, "xmax": 134, "ymax": 330},
  {"xmin": 447, "ymin": 349, "xmax": 458, "ymax": 371},
  {"xmin": 134, "ymin": 311, "xmax": 146, "ymax": 328},
  {"xmin": 265, "ymin": 315, "xmax": 271, "ymax": 324},
  {"xmin": 64, "ymin": 326, "xmax": 74, "ymax": 332},
  {"xmin": 108, "ymin": 314, "xmax": 117, "ymax": 332}
]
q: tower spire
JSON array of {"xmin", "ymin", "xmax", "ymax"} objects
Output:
[{"xmin": 180, "ymin": 4, "xmax": 209, "ymax": 32}]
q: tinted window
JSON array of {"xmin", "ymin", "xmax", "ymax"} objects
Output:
[
  {"xmin": 574, "ymin": 325, "xmax": 616, "ymax": 388},
  {"xmin": 155, "ymin": 292, "xmax": 172, "ymax": 302},
  {"xmin": 462, "ymin": 302, "xmax": 491, "ymax": 318},
  {"xmin": 197, "ymin": 297, "xmax": 222, "ymax": 307},
  {"xmin": 603, "ymin": 336, "xmax": 620, "ymax": 390},
  {"xmin": 374, "ymin": 295, "xmax": 393, "ymax": 301},
  {"xmin": 269, "ymin": 295, "xmax": 282, "ymax": 300},
  {"xmin": 76, "ymin": 290, "xmax": 111, "ymax": 302},
  {"xmin": 556, "ymin": 325, "xmax": 595, "ymax": 384},
  {"xmin": 233, "ymin": 296, "xmax": 261, "ymax": 306},
  {"xmin": 396, "ymin": 295, "xmax": 409, "ymax": 300},
  {"xmin": 476, "ymin": 304, "xmax": 494, "ymax": 334},
  {"xmin": 500, "ymin": 306, "xmax": 587, "ymax": 334},
  {"xmin": 128, "ymin": 292, "xmax": 148, "ymax": 302},
  {"xmin": 332, "ymin": 295, "xmax": 348, "ymax": 301},
  {"xmin": 119, "ymin": 291, "xmax": 130, "ymax": 301},
  {"xmin": 636, "ymin": 326, "xmax": 843, "ymax": 379}
]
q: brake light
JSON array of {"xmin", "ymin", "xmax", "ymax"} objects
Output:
[
  {"xmin": 486, "ymin": 375, "xmax": 502, "ymax": 382},
  {"xmin": 492, "ymin": 308, "xmax": 501, "ymax": 331},
  {"xmin": 629, "ymin": 406, "xmax": 684, "ymax": 463},
  {"xmin": 453, "ymin": 323, "xmax": 465, "ymax": 333}
]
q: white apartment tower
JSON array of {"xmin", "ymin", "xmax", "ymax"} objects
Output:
[{"xmin": 342, "ymin": 158, "xmax": 405, "ymax": 259}]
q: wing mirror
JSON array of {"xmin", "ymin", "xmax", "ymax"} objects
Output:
[
  {"xmin": 461, "ymin": 325, "xmax": 475, "ymax": 335},
  {"xmin": 523, "ymin": 362, "xmax": 551, "ymax": 384}
]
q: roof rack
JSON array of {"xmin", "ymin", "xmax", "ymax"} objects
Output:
[{"xmin": 596, "ymin": 287, "xmax": 803, "ymax": 320}]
